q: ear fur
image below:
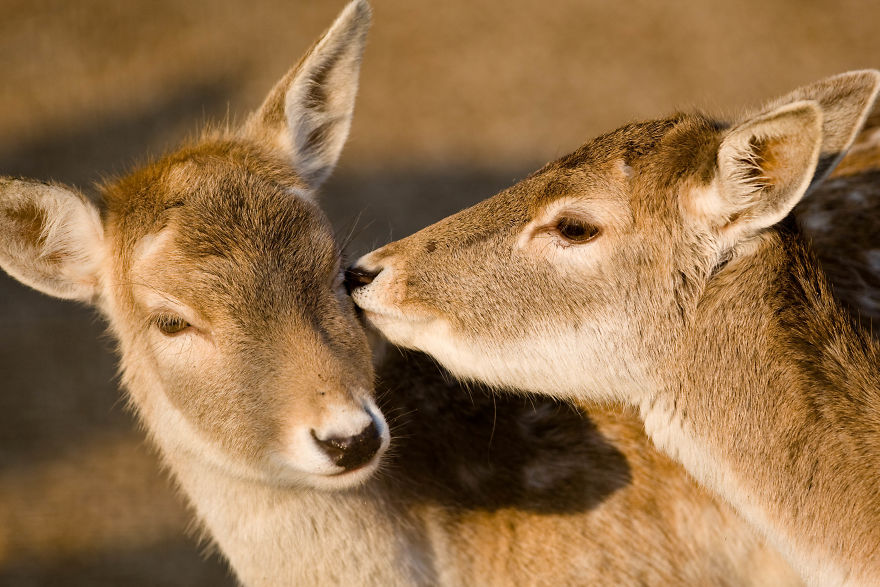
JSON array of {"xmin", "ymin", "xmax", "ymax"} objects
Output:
[
  {"xmin": 0, "ymin": 178, "xmax": 104, "ymax": 301},
  {"xmin": 691, "ymin": 70, "xmax": 880, "ymax": 245},
  {"xmin": 760, "ymin": 69, "xmax": 880, "ymax": 188},
  {"xmin": 709, "ymin": 101, "xmax": 823, "ymax": 240},
  {"xmin": 242, "ymin": 0, "xmax": 371, "ymax": 190}
]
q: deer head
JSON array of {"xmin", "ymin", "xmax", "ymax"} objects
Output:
[
  {"xmin": 350, "ymin": 70, "xmax": 880, "ymax": 403},
  {"xmin": 0, "ymin": 0, "xmax": 388, "ymax": 490}
]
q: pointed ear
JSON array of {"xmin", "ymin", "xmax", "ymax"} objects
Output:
[
  {"xmin": 242, "ymin": 0, "xmax": 371, "ymax": 190},
  {"xmin": 761, "ymin": 69, "xmax": 880, "ymax": 188},
  {"xmin": 704, "ymin": 101, "xmax": 823, "ymax": 241},
  {"xmin": 0, "ymin": 178, "xmax": 104, "ymax": 301}
]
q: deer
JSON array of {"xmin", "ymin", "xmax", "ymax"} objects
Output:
[
  {"xmin": 0, "ymin": 0, "xmax": 809, "ymax": 584},
  {"xmin": 349, "ymin": 71, "xmax": 880, "ymax": 586},
  {"xmin": 797, "ymin": 106, "xmax": 880, "ymax": 332}
]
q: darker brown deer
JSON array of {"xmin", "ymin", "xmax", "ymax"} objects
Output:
[{"xmin": 351, "ymin": 71, "xmax": 880, "ymax": 585}]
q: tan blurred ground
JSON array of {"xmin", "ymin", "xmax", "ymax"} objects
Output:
[{"xmin": 0, "ymin": 0, "xmax": 878, "ymax": 584}]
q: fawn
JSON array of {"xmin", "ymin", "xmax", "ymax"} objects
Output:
[
  {"xmin": 350, "ymin": 71, "xmax": 880, "ymax": 585},
  {"xmin": 0, "ymin": 1, "xmax": 803, "ymax": 584}
]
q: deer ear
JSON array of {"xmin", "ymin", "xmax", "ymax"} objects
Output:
[
  {"xmin": 703, "ymin": 101, "xmax": 823, "ymax": 241},
  {"xmin": 242, "ymin": 0, "xmax": 371, "ymax": 190},
  {"xmin": 760, "ymin": 69, "xmax": 880, "ymax": 188},
  {"xmin": 0, "ymin": 178, "xmax": 104, "ymax": 301}
]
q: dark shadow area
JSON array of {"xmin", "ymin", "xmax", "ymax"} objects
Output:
[
  {"xmin": 376, "ymin": 349, "xmax": 632, "ymax": 514},
  {"xmin": 0, "ymin": 539, "xmax": 231, "ymax": 587},
  {"xmin": 322, "ymin": 166, "xmax": 531, "ymax": 257},
  {"xmin": 0, "ymin": 277, "xmax": 120, "ymax": 470},
  {"xmin": 795, "ymin": 168, "xmax": 880, "ymax": 333}
]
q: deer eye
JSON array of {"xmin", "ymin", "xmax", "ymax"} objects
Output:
[
  {"xmin": 554, "ymin": 217, "xmax": 600, "ymax": 244},
  {"xmin": 154, "ymin": 313, "xmax": 191, "ymax": 335}
]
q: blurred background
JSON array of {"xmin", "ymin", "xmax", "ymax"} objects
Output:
[{"xmin": 0, "ymin": 0, "xmax": 877, "ymax": 584}]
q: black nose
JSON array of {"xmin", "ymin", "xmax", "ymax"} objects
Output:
[
  {"xmin": 344, "ymin": 265, "xmax": 380, "ymax": 294},
  {"xmin": 312, "ymin": 421, "xmax": 382, "ymax": 471}
]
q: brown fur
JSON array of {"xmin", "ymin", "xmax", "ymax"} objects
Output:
[
  {"xmin": 352, "ymin": 71, "xmax": 880, "ymax": 584},
  {"xmin": 376, "ymin": 351, "xmax": 798, "ymax": 585},
  {"xmin": 0, "ymin": 2, "xmax": 802, "ymax": 584}
]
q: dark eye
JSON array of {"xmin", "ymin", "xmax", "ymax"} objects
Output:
[
  {"xmin": 154, "ymin": 313, "xmax": 191, "ymax": 335},
  {"xmin": 554, "ymin": 217, "xmax": 600, "ymax": 244}
]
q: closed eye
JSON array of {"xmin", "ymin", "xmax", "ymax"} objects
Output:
[{"xmin": 153, "ymin": 312, "xmax": 191, "ymax": 336}]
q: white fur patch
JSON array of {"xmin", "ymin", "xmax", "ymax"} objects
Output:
[
  {"xmin": 686, "ymin": 180, "xmax": 729, "ymax": 224},
  {"xmin": 41, "ymin": 189, "xmax": 104, "ymax": 284},
  {"xmin": 366, "ymin": 308, "xmax": 647, "ymax": 405},
  {"xmin": 133, "ymin": 230, "xmax": 173, "ymax": 264}
]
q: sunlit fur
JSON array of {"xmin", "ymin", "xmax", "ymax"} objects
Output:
[
  {"xmin": 353, "ymin": 71, "xmax": 880, "ymax": 585},
  {"xmin": 0, "ymin": 2, "xmax": 810, "ymax": 585}
]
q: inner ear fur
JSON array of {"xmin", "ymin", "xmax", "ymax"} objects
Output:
[
  {"xmin": 758, "ymin": 69, "xmax": 880, "ymax": 188},
  {"xmin": 713, "ymin": 101, "xmax": 823, "ymax": 237},
  {"xmin": 0, "ymin": 178, "xmax": 104, "ymax": 301},
  {"xmin": 241, "ymin": 0, "xmax": 371, "ymax": 190}
]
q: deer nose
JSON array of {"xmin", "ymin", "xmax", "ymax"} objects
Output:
[
  {"xmin": 344, "ymin": 265, "xmax": 380, "ymax": 294},
  {"xmin": 311, "ymin": 421, "xmax": 382, "ymax": 471}
]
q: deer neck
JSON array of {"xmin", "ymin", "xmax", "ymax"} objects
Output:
[
  {"xmin": 120, "ymin": 362, "xmax": 432, "ymax": 587},
  {"xmin": 167, "ymin": 451, "xmax": 430, "ymax": 587},
  {"xmin": 640, "ymin": 226, "xmax": 880, "ymax": 586}
]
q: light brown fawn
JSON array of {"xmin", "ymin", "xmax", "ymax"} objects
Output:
[
  {"xmin": 350, "ymin": 72, "xmax": 880, "ymax": 585},
  {"xmin": 0, "ymin": 1, "xmax": 806, "ymax": 584}
]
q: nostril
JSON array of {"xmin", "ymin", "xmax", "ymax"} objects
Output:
[
  {"xmin": 312, "ymin": 421, "xmax": 382, "ymax": 471},
  {"xmin": 311, "ymin": 429, "xmax": 346, "ymax": 462},
  {"xmin": 344, "ymin": 265, "xmax": 380, "ymax": 294}
]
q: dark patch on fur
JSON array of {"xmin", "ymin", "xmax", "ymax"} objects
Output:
[
  {"xmin": 556, "ymin": 117, "xmax": 683, "ymax": 171},
  {"xmin": 377, "ymin": 350, "xmax": 632, "ymax": 514}
]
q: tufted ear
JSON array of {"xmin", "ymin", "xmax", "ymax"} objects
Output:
[
  {"xmin": 694, "ymin": 101, "xmax": 824, "ymax": 244},
  {"xmin": 759, "ymin": 69, "xmax": 880, "ymax": 189},
  {"xmin": 689, "ymin": 71, "xmax": 880, "ymax": 247},
  {"xmin": 0, "ymin": 178, "xmax": 104, "ymax": 301},
  {"xmin": 242, "ymin": 0, "xmax": 371, "ymax": 190}
]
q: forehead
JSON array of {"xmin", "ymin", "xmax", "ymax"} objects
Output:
[
  {"xmin": 522, "ymin": 114, "xmax": 724, "ymax": 213},
  {"xmin": 104, "ymin": 141, "xmax": 338, "ymax": 318}
]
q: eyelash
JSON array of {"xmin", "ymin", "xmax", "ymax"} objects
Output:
[
  {"xmin": 551, "ymin": 216, "xmax": 601, "ymax": 245},
  {"xmin": 153, "ymin": 312, "xmax": 191, "ymax": 335}
]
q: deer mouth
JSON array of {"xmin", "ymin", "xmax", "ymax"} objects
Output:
[{"xmin": 304, "ymin": 447, "xmax": 387, "ymax": 490}]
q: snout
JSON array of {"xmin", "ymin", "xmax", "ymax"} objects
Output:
[
  {"xmin": 311, "ymin": 419, "xmax": 382, "ymax": 471},
  {"xmin": 344, "ymin": 265, "xmax": 380, "ymax": 294},
  {"xmin": 282, "ymin": 398, "xmax": 390, "ymax": 489},
  {"xmin": 345, "ymin": 253, "xmax": 438, "ymax": 352},
  {"xmin": 345, "ymin": 255, "xmax": 394, "ymax": 316}
]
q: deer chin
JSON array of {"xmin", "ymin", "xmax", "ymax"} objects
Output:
[
  {"xmin": 352, "ymin": 286, "xmax": 435, "ymax": 347},
  {"xmin": 301, "ymin": 455, "xmax": 387, "ymax": 490},
  {"xmin": 358, "ymin": 308, "xmax": 432, "ymax": 347}
]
